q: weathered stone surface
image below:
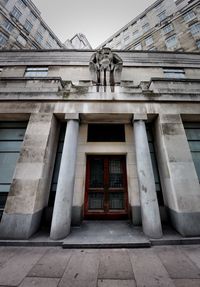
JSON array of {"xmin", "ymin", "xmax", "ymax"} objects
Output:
[
  {"xmin": 97, "ymin": 279, "xmax": 136, "ymax": 287},
  {"xmin": 28, "ymin": 248, "xmax": 71, "ymax": 278},
  {"xmin": 173, "ymin": 279, "xmax": 200, "ymax": 287},
  {"xmin": 0, "ymin": 247, "xmax": 46, "ymax": 286},
  {"xmin": 98, "ymin": 250, "xmax": 134, "ymax": 279},
  {"xmin": 129, "ymin": 249, "xmax": 175, "ymax": 287},
  {"xmin": 19, "ymin": 277, "xmax": 59, "ymax": 287},
  {"xmin": 58, "ymin": 250, "xmax": 99, "ymax": 287},
  {"xmin": 155, "ymin": 246, "xmax": 200, "ymax": 279}
]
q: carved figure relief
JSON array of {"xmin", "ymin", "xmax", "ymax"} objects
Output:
[{"xmin": 89, "ymin": 48, "xmax": 123, "ymax": 92}]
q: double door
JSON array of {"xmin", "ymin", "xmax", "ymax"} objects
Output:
[{"xmin": 84, "ymin": 155, "xmax": 128, "ymax": 219}]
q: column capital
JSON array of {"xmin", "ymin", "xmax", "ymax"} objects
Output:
[
  {"xmin": 64, "ymin": 113, "xmax": 80, "ymax": 122},
  {"xmin": 133, "ymin": 113, "xmax": 148, "ymax": 121}
]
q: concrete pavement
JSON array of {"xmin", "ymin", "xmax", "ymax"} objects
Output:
[{"xmin": 0, "ymin": 245, "xmax": 200, "ymax": 286}]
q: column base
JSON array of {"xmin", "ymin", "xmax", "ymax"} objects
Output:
[
  {"xmin": 0, "ymin": 210, "xmax": 42, "ymax": 239},
  {"xmin": 167, "ymin": 208, "xmax": 200, "ymax": 236},
  {"xmin": 71, "ymin": 205, "xmax": 83, "ymax": 226}
]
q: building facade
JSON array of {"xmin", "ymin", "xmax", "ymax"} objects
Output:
[
  {"xmin": 64, "ymin": 33, "xmax": 92, "ymax": 50},
  {"xmin": 0, "ymin": 0, "xmax": 64, "ymax": 49},
  {"xmin": 0, "ymin": 49, "xmax": 200, "ymax": 240},
  {"xmin": 98, "ymin": 0, "xmax": 200, "ymax": 52}
]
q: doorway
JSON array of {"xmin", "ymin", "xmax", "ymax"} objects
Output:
[{"xmin": 84, "ymin": 155, "xmax": 128, "ymax": 219}]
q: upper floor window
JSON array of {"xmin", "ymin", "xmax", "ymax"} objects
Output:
[
  {"xmin": 124, "ymin": 36, "xmax": 130, "ymax": 42},
  {"xmin": 24, "ymin": 19, "xmax": 33, "ymax": 33},
  {"xmin": 87, "ymin": 124, "xmax": 125, "ymax": 142},
  {"xmin": 183, "ymin": 10, "xmax": 196, "ymax": 22},
  {"xmin": 0, "ymin": 32, "xmax": 8, "ymax": 47},
  {"xmin": 17, "ymin": 0, "xmax": 27, "ymax": 9},
  {"xmin": 24, "ymin": 67, "xmax": 48, "ymax": 77},
  {"xmin": 158, "ymin": 11, "xmax": 167, "ymax": 22},
  {"xmin": 132, "ymin": 30, "xmax": 140, "ymax": 39},
  {"xmin": 123, "ymin": 28, "xmax": 129, "ymax": 36},
  {"xmin": 163, "ymin": 68, "xmax": 185, "ymax": 79},
  {"xmin": 162, "ymin": 23, "xmax": 173, "ymax": 34},
  {"xmin": 29, "ymin": 12, "xmax": 37, "ymax": 22},
  {"xmin": 134, "ymin": 43, "xmax": 142, "ymax": 50},
  {"xmin": 11, "ymin": 6, "xmax": 22, "ymax": 20},
  {"xmin": 46, "ymin": 42, "xmax": 52, "ymax": 49},
  {"xmin": 142, "ymin": 23, "xmax": 150, "ymax": 33},
  {"xmin": 197, "ymin": 40, "xmax": 200, "ymax": 49},
  {"xmin": 145, "ymin": 36, "xmax": 154, "ymax": 46},
  {"xmin": 190, "ymin": 22, "xmax": 200, "ymax": 36},
  {"xmin": 38, "ymin": 24, "xmax": 46, "ymax": 34},
  {"xmin": 3, "ymin": 19, "xmax": 14, "ymax": 32},
  {"xmin": 165, "ymin": 34, "xmax": 178, "ymax": 49},
  {"xmin": 35, "ymin": 32, "xmax": 43, "ymax": 44}
]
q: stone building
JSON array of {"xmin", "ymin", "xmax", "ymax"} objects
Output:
[
  {"xmin": 0, "ymin": 48, "xmax": 200, "ymax": 240},
  {"xmin": 0, "ymin": 0, "xmax": 63, "ymax": 49},
  {"xmin": 64, "ymin": 33, "xmax": 92, "ymax": 50},
  {"xmin": 98, "ymin": 0, "xmax": 200, "ymax": 52}
]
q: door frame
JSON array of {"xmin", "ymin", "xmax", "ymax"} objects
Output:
[{"xmin": 84, "ymin": 154, "xmax": 129, "ymax": 220}]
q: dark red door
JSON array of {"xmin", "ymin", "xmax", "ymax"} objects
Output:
[{"xmin": 84, "ymin": 155, "xmax": 128, "ymax": 219}]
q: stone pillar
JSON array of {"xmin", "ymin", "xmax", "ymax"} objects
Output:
[
  {"xmin": 155, "ymin": 114, "xmax": 200, "ymax": 236},
  {"xmin": 0, "ymin": 113, "xmax": 59, "ymax": 239},
  {"xmin": 133, "ymin": 114, "xmax": 162, "ymax": 239},
  {"xmin": 50, "ymin": 114, "xmax": 79, "ymax": 240}
]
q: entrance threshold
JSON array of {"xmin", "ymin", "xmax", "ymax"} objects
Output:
[{"xmin": 62, "ymin": 220, "xmax": 150, "ymax": 248}]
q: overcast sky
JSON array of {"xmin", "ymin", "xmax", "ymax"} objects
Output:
[{"xmin": 32, "ymin": 0, "xmax": 155, "ymax": 48}]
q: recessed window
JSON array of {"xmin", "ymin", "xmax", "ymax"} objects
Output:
[
  {"xmin": 29, "ymin": 12, "xmax": 37, "ymax": 22},
  {"xmin": 124, "ymin": 36, "xmax": 130, "ymax": 42},
  {"xmin": 183, "ymin": 10, "xmax": 196, "ymax": 22},
  {"xmin": 158, "ymin": 11, "xmax": 167, "ymax": 22},
  {"xmin": 134, "ymin": 43, "xmax": 142, "ymax": 50},
  {"xmin": 196, "ymin": 40, "xmax": 200, "ymax": 49},
  {"xmin": 87, "ymin": 124, "xmax": 125, "ymax": 142},
  {"xmin": 38, "ymin": 24, "xmax": 46, "ymax": 34},
  {"xmin": 165, "ymin": 34, "xmax": 178, "ymax": 49},
  {"xmin": 46, "ymin": 42, "xmax": 52, "ymax": 49},
  {"xmin": 132, "ymin": 30, "xmax": 140, "ymax": 39},
  {"xmin": 24, "ymin": 67, "xmax": 48, "ymax": 77},
  {"xmin": 17, "ymin": 0, "xmax": 27, "ymax": 9},
  {"xmin": 35, "ymin": 32, "xmax": 43, "ymax": 44},
  {"xmin": 190, "ymin": 22, "xmax": 200, "ymax": 36},
  {"xmin": 11, "ymin": 6, "xmax": 22, "ymax": 20},
  {"xmin": 145, "ymin": 36, "xmax": 154, "ymax": 46},
  {"xmin": 3, "ymin": 19, "xmax": 14, "ymax": 32},
  {"xmin": 24, "ymin": 20, "xmax": 33, "ymax": 33},
  {"xmin": 142, "ymin": 23, "xmax": 150, "ymax": 33},
  {"xmin": 163, "ymin": 68, "xmax": 185, "ymax": 79},
  {"xmin": 0, "ymin": 32, "xmax": 8, "ymax": 47},
  {"xmin": 163, "ymin": 24, "xmax": 173, "ymax": 34}
]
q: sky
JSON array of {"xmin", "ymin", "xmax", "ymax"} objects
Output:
[{"xmin": 32, "ymin": 0, "xmax": 155, "ymax": 48}]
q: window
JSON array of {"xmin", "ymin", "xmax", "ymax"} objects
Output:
[
  {"xmin": 0, "ymin": 122, "xmax": 27, "ymax": 220},
  {"xmin": 87, "ymin": 124, "xmax": 125, "ymax": 142},
  {"xmin": 17, "ymin": 35, "xmax": 26, "ymax": 46},
  {"xmin": 46, "ymin": 42, "xmax": 52, "ymax": 49},
  {"xmin": 11, "ymin": 6, "xmax": 22, "ymax": 20},
  {"xmin": 163, "ymin": 24, "xmax": 173, "ymax": 34},
  {"xmin": 158, "ymin": 11, "xmax": 167, "ymax": 22},
  {"xmin": 17, "ymin": 0, "xmax": 26, "ymax": 9},
  {"xmin": 184, "ymin": 123, "xmax": 200, "ymax": 182},
  {"xmin": 190, "ymin": 23, "xmax": 200, "ymax": 36},
  {"xmin": 24, "ymin": 20, "xmax": 33, "ymax": 33},
  {"xmin": 38, "ymin": 24, "xmax": 46, "ymax": 34},
  {"xmin": 197, "ymin": 40, "xmax": 200, "ymax": 49},
  {"xmin": 124, "ymin": 36, "xmax": 129, "ymax": 42},
  {"xmin": 24, "ymin": 67, "xmax": 48, "ymax": 77},
  {"xmin": 3, "ymin": 19, "xmax": 14, "ymax": 32},
  {"xmin": 134, "ymin": 43, "xmax": 142, "ymax": 50},
  {"xmin": 145, "ymin": 36, "xmax": 154, "ymax": 46},
  {"xmin": 132, "ymin": 30, "xmax": 140, "ymax": 39},
  {"xmin": 183, "ymin": 10, "xmax": 196, "ymax": 22},
  {"xmin": 142, "ymin": 23, "xmax": 150, "ymax": 33},
  {"xmin": 163, "ymin": 68, "xmax": 185, "ymax": 79},
  {"xmin": 0, "ymin": 32, "xmax": 8, "ymax": 47},
  {"xmin": 165, "ymin": 34, "xmax": 178, "ymax": 49},
  {"xmin": 123, "ymin": 28, "xmax": 129, "ymax": 36},
  {"xmin": 29, "ymin": 12, "xmax": 37, "ymax": 22},
  {"xmin": 35, "ymin": 32, "xmax": 43, "ymax": 44}
]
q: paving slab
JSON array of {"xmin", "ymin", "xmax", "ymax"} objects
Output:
[
  {"xmin": 98, "ymin": 249, "xmax": 134, "ymax": 279},
  {"xmin": 58, "ymin": 249, "xmax": 99, "ymax": 287},
  {"xmin": 182, "ymin": 245, "xmax": 200, "ymax": 269},
  {"xmin": 0, "ymin": 247, "xmax": 20, "ymax": 266},
  {"xmin": 28, "ymin": 247, "xmax": 71, "ymax": 278},
  {"xmin": 97, "ymin": 279, "xmax": 137, "ymax": 287},
  {"xmin": 173, "ymin": 279, "xmax": 200, "ymax": 287},
  {"xmin": 19, "ymin": 277, "xmax": 60, "ymax": 287},
  {"xmin": 129, "ymin": 248, "xmax": 175, "ymax": 287},
  {"xmin": 0, "ymin": 247, "xmax": 47, "ymax": 286},
  {"xmin": 155, "ymin": 246, "xmax": 200, "ymax": 279}
]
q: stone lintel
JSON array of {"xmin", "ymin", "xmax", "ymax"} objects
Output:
[
  {"xmin": 133, "ymin": 113, "xmax": 148, "ymax": 121},
  {"xmin": 64, "ymin": 113, "xmax": 80, "ymax": 121}
]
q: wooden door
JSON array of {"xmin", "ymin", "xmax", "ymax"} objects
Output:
[{"xmin": 84, "ymin": 155, "xmax": 128, "ymax": 219}]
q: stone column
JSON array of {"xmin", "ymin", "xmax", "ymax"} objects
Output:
[
  {"xmin": 154, "ymin": 114, "xmax": 200, "ymax": 236},
  {"xmin": 0, "ymin": 113, "xmax": 59, "ymax": 239},
  {"xmin": 50, "ymin": 114, "xmax": 79, "ymax": 240},
  {"xmin": 133, "ymin": 114, "xmax": 162, "ymax": 239}
]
